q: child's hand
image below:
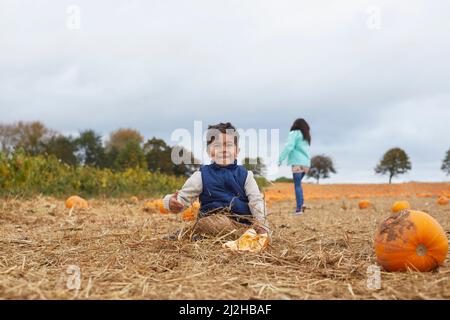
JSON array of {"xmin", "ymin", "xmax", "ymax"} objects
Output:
[
  {"xmin": 254, "ymin": 226, "xmax": 269, "ymax": 235},
  {"xmin": 254, "ymin": 226, "xmax": 271, "ymax": 243},
  {"xmin": 169, "ymin": 191, "xmax": 185, "ymax": 213}
]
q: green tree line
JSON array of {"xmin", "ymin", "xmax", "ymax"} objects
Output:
[{"xmin": 0, "ymin": 121, "xmax": 199, "ymax": 176}]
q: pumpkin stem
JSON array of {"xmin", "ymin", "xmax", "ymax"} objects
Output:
[{"xmin": 416, "ymin": 244, "xmax": 428, "ymax": 257}]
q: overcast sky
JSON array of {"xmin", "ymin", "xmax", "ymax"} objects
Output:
[{"xmin": 1, "ymin": 0, "xmax": 449, "ymax": 183}]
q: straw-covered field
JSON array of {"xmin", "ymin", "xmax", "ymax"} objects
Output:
[{"xmin": 1, "ymin": 183, "xmax": 449, "ymax": 300}]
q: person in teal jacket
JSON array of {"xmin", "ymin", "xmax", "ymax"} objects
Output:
[{"xmin": 278, "ymin": 118, "xmax": 311, "ymax": 214}]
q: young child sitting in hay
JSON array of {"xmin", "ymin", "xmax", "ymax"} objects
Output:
[{"xmin": 162, "ymin": 122, "xmax": 269, "ymax": 240}]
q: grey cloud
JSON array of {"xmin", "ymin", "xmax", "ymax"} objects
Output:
[{"xmin": 1, "ymin": 0, "xmax": 449, "ymax": 182}]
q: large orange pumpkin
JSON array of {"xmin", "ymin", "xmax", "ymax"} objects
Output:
[
  {"xmin": 391, "ymin": 201, "xmax": 410, "ymax": 213},
  {"xmin": 374, "ymin": 210, "xmax": 448, "ymax": 272},
  {"xmin": 65, "ymin": 196, "xmax": 88, "ymax": 209},
  {"xmin": 437, "ymin": 196, "xmax": 448, "ymax": 206},
  {"xmin": 359, "ymin": 200, "xmax": 371, "ymax": 209}
]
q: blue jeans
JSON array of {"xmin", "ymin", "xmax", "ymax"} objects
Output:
[{"xmin": 293, "ymin": 172, "xmax": 305, "ymax": 212}]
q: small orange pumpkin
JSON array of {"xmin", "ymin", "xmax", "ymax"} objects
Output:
[
  {"xmin": 437, "ymin": 196, "xmax": 448, "ymax": 206},
  {"xmin": 181, "ymin": 201, "xmax": 200, "ymax": 221},
  {"xmin": 181, "ymin": 208, "xmax": 193, "ymax": 221},
  {"xmin": 358, "ymin": 200, "xmax": 371, "ymax": 209},
  {"xmin": 223, "ymin": 228, "xmax": 269, "ymax": 252},
  {"xmin": 158, "ymin": 199, "xmax": 169, "ymax": 214},
  {"xmin": 143, "ymin": 199, "xmax": 167, "ymax": 213},
  {"xmin": 143, "ymin": 199, "xmax": 157, "ymax": 213},
  {"xmin": 374, "ymin": 210, "xmax": 448, "ymax": 272},
  {"xmin": 391, "ymin": 201, "xmax": 410, "ymax": 213},
  {"xmin": 416, "ymin": 193, "xmax": 433, "ymax": 198},
  {"xmin": 65, "ymin": 196, "xmax": 88, "ymax": 209}
]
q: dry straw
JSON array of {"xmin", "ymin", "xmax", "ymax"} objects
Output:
[{"xmin": 0, "ymin": 194, "xmax": 449, "ymax": 299}]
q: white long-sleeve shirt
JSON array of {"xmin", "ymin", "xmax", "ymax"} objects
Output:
[{"xmin": 163, "ymin": 170, "xmax": 269, "ymax": 231}]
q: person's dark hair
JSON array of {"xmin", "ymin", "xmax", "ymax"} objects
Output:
[
  {"xmin": 206, "ymin": 122, "xmax": 239, "ymax": 147},
  {"xmin": 290, "ymin": 118, "xmax": 311, "ymax": 145}
]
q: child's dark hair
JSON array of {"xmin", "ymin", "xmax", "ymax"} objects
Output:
[
  {"xmin": 290, "ymin": 118, "xmax": 311, "ymax": 145},
  {"xmin": 206, "ymin": 122, "xmax": 239, "ymax": 147}
]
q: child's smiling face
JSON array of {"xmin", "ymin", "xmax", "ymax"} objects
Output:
[{"xmin": 208, "ymin": 133, "xmax": 239, "ymax": 166}]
